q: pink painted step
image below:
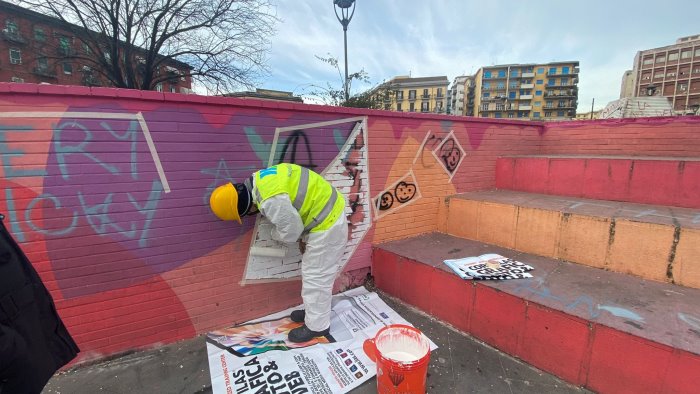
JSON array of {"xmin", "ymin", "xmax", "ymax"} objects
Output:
[
  {"xmin": 373, "ymin": 233, "xmax": 700, "ymax": 394},
  {"xmin": 496, "ymin": 155, "xmax": 700, "ymax": 209}
]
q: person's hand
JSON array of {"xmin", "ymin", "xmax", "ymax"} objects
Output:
[{"xmin": 299, "ymin": 240, "xmax": 306, "ymax": 255}]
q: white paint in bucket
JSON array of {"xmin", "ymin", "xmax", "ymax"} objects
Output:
[{"xmin": 375, "ymin": 326, "xmax": 429, "ymax": 365}]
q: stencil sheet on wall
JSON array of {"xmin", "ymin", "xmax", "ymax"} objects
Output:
[{"xmin": 242, "ymin": 117, "xmax": 371, "ymax": 283}]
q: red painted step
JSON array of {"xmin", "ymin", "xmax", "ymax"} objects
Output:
[
  {"xmin": 373, "ymin": 233, "xmax": 700, "ymax": 394},
  {"xmin": 496, "ymin": 155, "xmax": 700, "ymax": 209}
]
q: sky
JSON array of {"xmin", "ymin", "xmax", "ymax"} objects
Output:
[{"xmin": 260, "ymin": 0, "xmax": 700, "ymax": 112}]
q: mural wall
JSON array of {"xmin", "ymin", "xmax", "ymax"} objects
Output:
[{"xmin": 7, "ymin": 85, "xmax": 695, "ymax": 364}]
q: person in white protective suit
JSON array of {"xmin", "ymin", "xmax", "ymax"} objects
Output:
[{"xmin": 208, "ymin": 163, "xmax": 348, "ymax": 343}]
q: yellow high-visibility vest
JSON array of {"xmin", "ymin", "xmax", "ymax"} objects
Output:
[{"xmin": 251, "ymin": 163, "xmax": 345, "ymax": 233}]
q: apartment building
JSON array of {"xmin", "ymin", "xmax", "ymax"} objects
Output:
[
  {"xmin": 0, "ymin": 1, "xmax": 192, "ymax": 91},
  {"xmin": 473, "ymin": 61, "xmax": 580, "ymax": 120},
  {"xmin": 381, "ymin": 75, "xmax": 449, "ymax": 113},
  {"xmin": 627, "ymin": 34, "xmax": 700, "ymax": 114},
  {"xmin": 449, "ymin": 75, "xmax": 475, "ymax": 116}
]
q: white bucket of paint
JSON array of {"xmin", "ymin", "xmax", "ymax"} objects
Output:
[{"xmin": 363, "ymin": 324, "xmax": 431, "ymax": 393}]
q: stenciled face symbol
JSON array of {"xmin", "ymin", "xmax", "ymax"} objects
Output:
[
  {"xmin": 377, "ymin": 192, "xmax": 393, "ymax": 211},
  {"xmin": 394, "ymin": 181, "xmax": 416, "ymax": 203},
  {"xmin": 440, "ymin": 139, "xmax": 461, "ymax": 171}
]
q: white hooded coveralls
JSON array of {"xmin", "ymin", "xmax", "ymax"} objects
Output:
[{"xmin": 258, "ymin": 193, "xmax": 349, "ymax": 332}]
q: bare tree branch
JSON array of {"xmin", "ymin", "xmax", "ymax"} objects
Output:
[{"xmin": 14, "ymin": 0, "xmax": 277, "ymax": 92}]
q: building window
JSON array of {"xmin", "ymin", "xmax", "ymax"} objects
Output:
[
  {"xmin": 498, "ymin": 70, "xmax": 506, "ymax": 78},
  {"xmin": 483, "ymin": 82, "xmax": 490, "ymax": 89},
  {"xmin": 481, "ymin": 104, "xmax": 489, "ymax": 111},
  {"xmin": 549, "ymin": 67, "xmax": 557, "ymax": 75},
  {"xmin": 5, "ymin": 20, "xmax": 18, "ymax": 34},
  {"xmin": 34, "ymin": 27, "xmax": 46, "ymax": 42},
  {"xmin": 422, "ymin": 88, "xmax": 429, "ymax": 98},
  {"xmin": 508, "ymin": 113, "xmax": 514, "ymax": 118},
  {"xmin": 668, "ymin": 52, "xmax": 679, "ymax": 61},
  {"xmin": 545, "ymin": 112, "xmax": 551, "ymax": 117},
  {"xmin": 557, "ymin": 111, "xmax": 565, "ymax": 117},
  {"xmin": 562, "ymin": 66, "xmax": 570, "ymax": 74},
  {"xmin": 536, "ymin": 79, "xmax": 543, "ymax": 84},
  {"xmin": 395, "ymin": 90, "xmax": 403, "ymax": 100},
  {"xmin": 408, "ymin": 90, "xmax": 416, "ymax": 99},
  {"xmin": 509, "ymin": 91, "xmax": 516, "ymax": 99},
  {"xmin": 559, "ymin": 100, "xmax": 566, "ymax": 107},
  {"xmin": 155, "ymin": 83, "xmax": 163, "ymax": 92},
  {"xmin": 681, "ymin": 50, "xmax": 691, "ymax": 59},
  {"xmin": 537, "ymin": 67, "xmax": 544, "ymax": 73},
  {"xmin": 36, "ymin": 56, "xmax": 48, "ymax": 71},
  {"xmin": 397, "ymin": 103, "xmax": 402, "ymax": 111},
  {"xmin": 533, "ymin": 112, "xmax": 541, "ymax": 118},
  {"xmin": 409, "ymin": 102, "xmax": 415, "ymax": 112},
  {"xmin": 695, "ymin": 48, "xmax": 700, "ymax": 57},
  {"xmin": 643, "ymin": 57, "xmax": 653, "ymax": 65},
  {"xmin": 535, "ymin": 90, "xmax": 542, "ymax": 96},
  {"xmin": 546, "ymin": 101, "xmax": 553, "ymax": 108},
  {"xmin": 655, "ymin": 56, "xmax": 665, "ymax": 63},
  {"xmin": 9, "ymin": 48, "xmax": 21, "ymax": 64},
  {"xmin": 436, "ymin": 88, "xmax": 443, "ymax": 97},
  {"xmin": 534, "ymin": 101, "xmax": 541, "ymax": 106},
  {"xmin": 561, "ymin": 78, "xmax": 568, "ymax": 86},
  {"xmin": 497, "ymin": 82, "xmax": 504, "ymax": 89},
  {"xmin": 654, "ymin": 72, "xmax": 664, "ymax": 79},
  {"xmin": 421, "ymin": 102, "xmax": 429, "ymax": 112},
  {"xmin": 170, "ymin": 85, "xmax": 177, "ymax": 93},
  {"xmin": 11, "ymin": 76, "xmax": 24, "ymax": 83},
  {"xmin": 678, "ymin": 83, "xmax": 687, "ymax": 92},
  {"xmin": 510, "ymin": 81, "xmax": 518, "ymax": 88},
  {"xmin": 666, "ymin": 71, "xmax": 676, "ymax": 77},
  {"xmin": 547, "ymin": 79, "xmax": 555, "ymax": 86},
  {"xmin": 58, "ymin": 37, "xmax": 71, "ymax": 55},
  {"xmin": 83, "ymin": 43, "xmax": 91, "ymax": 54},
  {"xmin": 483, "ymin": 92, "xmax": 490, "ymax": 98},
  {"xmin": 495, "ymin": 112, "xmax": 502, "ymax": 118},
  {"xmin": 63, "ymin": 62, "xmax": 72, "ymax": 74},
  {"xmin": 484, "ymin": 71, "xmax": 492, "ymax": 78},
  {"xmin": 642, "ymin": 73, "xmax": 651, "ymax": 80},
  {"xmin": 510, "ymin": 70, "xmax": 518, "ymax": 77}
]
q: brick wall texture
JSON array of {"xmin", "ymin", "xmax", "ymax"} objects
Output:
[{"xmin": 1, "ymin": 83, "xmax": 698, "ymax": 364}]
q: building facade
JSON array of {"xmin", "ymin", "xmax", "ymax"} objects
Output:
[
  {"xmin": 473, "ymin": 62, "xmax": 580, "ymax": 120},
  {"xmin": 449, "ymin": 75, "xmax": 475, "ymax": 116},
  {"xmin": 629, "ymin": 34, "xmax": 700, "ymax": 114},
  {"xmin": 382, "ymin": 75, "xmax": 449, "ymax": 113},
  {"xmin": 620, "ymin": 70, "xmax": 635, "ymax": 98},
  {"xmin": 0, "ymin": 1, "xmax": 192, "ymax": 91}
]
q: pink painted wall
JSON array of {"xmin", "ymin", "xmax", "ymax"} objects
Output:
[{"xmin": 0, "ymin": 83, "xmax": 542, "ymax": 364}]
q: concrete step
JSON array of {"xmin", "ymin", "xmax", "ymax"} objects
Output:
[
  {"xmin": 372, "ymin": 232, "xmax": 700, "ymax": 394},
  {"xmin": 443, "ymin": 190, "xmax": 700, "ymax": 289},
  {"xmin": 495, "ymin": 155, "xmax": 700, "ymax": 209}
]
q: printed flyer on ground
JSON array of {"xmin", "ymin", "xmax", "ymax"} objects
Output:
[
  {"xmin": 444, "ymin": 253, "xmax": 534, "ymax": 280},
  {"xmin": 206, "ymin": 288, "xmax": 436, "ymax": 394}
]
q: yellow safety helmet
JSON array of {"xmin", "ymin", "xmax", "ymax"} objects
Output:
[{"xmin": 209, "ymin": 183, "xmax": 242, "ymax": 223}]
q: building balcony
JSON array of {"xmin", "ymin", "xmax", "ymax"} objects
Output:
[
  {"xmin": 57, "ymin": 47, "xmax": 75, "ymax": 57},
  {"xmin": 3, "ymin": 30, "xmax": 27, "ymax": 45},
  {"xmin": 519, "ymin": 105, "xmax": 532, "ymax": 111},
  {"xmin": 545, "ymin": 90, "xmax": 577, "ymax": 97},
  {"xmin": 521, "ymin": 72, "xmax": 535, "ymax": 78},
  {"xmin": 421, "ymin": 94, "xmax": 430, "ymax": 99},
  {"xmin": 408, "ymin": 96, "xmax": 417, "ymax": 101},
  {"xmin": 519, "ymin": 94, "xmax": 533, "ymax": 100},
  {"xmin": 520, "ymin": 83, "xmax": 534, "ymax": 89},
  {"xmin": 33, "ymin": 67, "xmax": 57, "ymax": 78}
]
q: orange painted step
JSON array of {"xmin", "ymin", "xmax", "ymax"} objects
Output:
[
  {"xmin": 372, "ymin": 233, "xmax": 700, "ymax": 394},
  {"xmin": 443, "ymin": 190, "xmax": 700, "ymax": 289}
]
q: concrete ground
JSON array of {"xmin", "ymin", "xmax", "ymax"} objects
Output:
[{"xmin": 43, "ymin": 290, "xmax": 590, "ymax": 394}]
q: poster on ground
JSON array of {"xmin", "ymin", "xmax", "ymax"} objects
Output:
[
  {"xmin": 444, "ymin": 253, "xmax": 534, "ymax": 280},
  {"xmin": 206, "ymin": 287, "xmax": 436, "ymax": 394}
]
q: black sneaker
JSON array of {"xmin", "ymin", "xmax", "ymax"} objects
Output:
[
  {"xmin": 290, "ymin": 309, "xmax": 305, "ymax": 323},
  {"xmin": 288, "ymin": 325, "xmax": 329, "ymax": 343}
]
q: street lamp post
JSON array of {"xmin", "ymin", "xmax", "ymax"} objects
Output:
[{"xmin": 333, "ymin": 0, "xmax": 356, "ymax": 102}]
